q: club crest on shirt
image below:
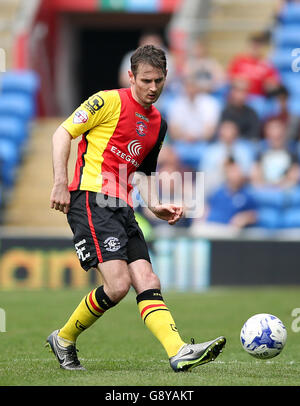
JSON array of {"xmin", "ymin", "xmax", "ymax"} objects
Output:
[
  {"xmin": 136, "ymin": 121, "xmax": 147, "ymax": 136},
  {"xmin": 73, "ymin": 110, "xmax": 88, "ymax": 124}
]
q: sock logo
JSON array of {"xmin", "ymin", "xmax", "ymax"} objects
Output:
[
  {"xmin": 75, "ymin": 320, "xmax": 87, "ymax": 331},
  {"xmin": 170, "ymin": 324, "xmax": 178, "ymax": 332}
]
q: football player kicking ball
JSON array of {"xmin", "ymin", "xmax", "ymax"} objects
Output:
[{"xmin": 46, "ymin": 44, "xmax": 226, "ymax": 372}]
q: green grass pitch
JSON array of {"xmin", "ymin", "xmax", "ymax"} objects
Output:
[{"xmin": 1, "ymin": 286, "xmax": 300, "ymax": 386}]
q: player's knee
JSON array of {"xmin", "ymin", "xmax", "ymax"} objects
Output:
[
  {"xmin": 107, "ymin": 276, "xmax": 131, "ymax": 303},
  {"xmin": 142, "ymin": 269, "xmax": 161, "ymax": 290}
]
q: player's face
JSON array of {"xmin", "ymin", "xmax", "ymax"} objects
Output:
[{"xmin": 129, "ymin": 63, "xmax": 167, "ymax": 109}]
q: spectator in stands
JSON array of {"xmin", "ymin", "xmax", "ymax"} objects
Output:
[
  {"xmin": 266, "ymin": 85, "xmax": 300, "ymax": 141},
  {"xmin": 167, "ymin": 74, "xmax": 221, "ymax": 169},
  {"xmin": 191, "ymin": 157, "xmax": 257, "ymax": 237},
  {"xmin": 251, "ymin": 117, "xmax": 299, "ymax": 188},
  {"xmin": 228, "ymin": 33, "xmax": 281, "ymax": 97},
  {"xmin": 183, "ymin": 37, "xmax": 227, "ymax": 94},
  {"xmin": 200, "ymin": 120, "xmax": 256, "ymax": 195},
  {"xmin": 220, "ymin": 78, "xmax": 261, "ymax": 141}
]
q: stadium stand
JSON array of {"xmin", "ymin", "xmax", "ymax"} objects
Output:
[
  {"xmin": 270, "ymin": 2, "xmax": 300, "ymax": 116},
  {"xmin": 2, "ymin": 0, "xmax": 300, "ymax": 237},
  {"xmin": 0, "ymin": 70, "xmax": 39, "ymax": 216}
]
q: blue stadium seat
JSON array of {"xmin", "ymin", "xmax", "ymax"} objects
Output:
[
  {"xmin": 256, "ymin": 207, "xmax": 283, "ymax": 229},
  {"xmin": 0, "ymin": 138, "xmax": 20, "ymax": 188},
  {"xmin": 250, "ymin": 186, "xmax": 286, "ymax": 209},
  {"xmin": 0, "ymin": 93, "xmax": 36, "ymax": 122},
  {"xmin": 272, "ymin": 26, "xmax": 300, "ymax": 49},
  {"xmin": 270, "ymin": 50, "xmax": 295, "ymax": 72},
  {"xmin": 288, "ymin": 95, "xmax": 300, "ymax": 115},
  {"xmin": 280, "ymin": 72, "xmax": 300, "ymax": 95},
  {"xmin": 246, "ymin": 95, "xmax": 271, "ymax": 119},
  {"xmin": 282, "ymin": 207, "xmax": 300, "ymax": 228},
  {"xmin": 0, "ymin": 70, "xmax": 39, "ymax": 97},
  {"xmin": 0, "ymin": 115, "xmax": 27, "ymax": 147},
  {"xmin": 278, "ymin": 3, "xmax": 300, "ymax": 24}
]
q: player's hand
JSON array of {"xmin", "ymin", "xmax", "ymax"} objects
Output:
[
  {"xmin": 151, "ymin": 204, "xmax": 183, "ymax": 225},
  {"xmin": 50, "ymin": 183, "xmax": 70, "ymax": 214}
]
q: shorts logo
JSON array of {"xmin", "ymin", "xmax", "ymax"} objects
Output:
[
  {"xmin": 104, "ymin": 237, "xmax": 121, "ymax": 252},
  {"xmin": 127, "ymin": 140, "xmax": 142, "ymax": 157},
  {"xmin": 136, "ymin": 121, "xmax": 147, "ymax": 136},
  {"xmin": 75, "ymin": 239, "xmax": 91, "ymax": 261},
  {"xmin": 73, "ymin": 110, "xmax": 88, "ymax": 124}
]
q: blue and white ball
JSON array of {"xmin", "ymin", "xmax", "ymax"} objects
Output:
[{"xmin": 240, "ymin": 313, "xmax": 287, "ymax": 359}]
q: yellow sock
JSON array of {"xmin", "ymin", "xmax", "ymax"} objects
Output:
[
  {"xmin": 136, "ymin": 289, "xmax": 185, "ymax": 358},
  {"xmin": 59, "ymin": 286, "xmax": 115, "ymax": 343}
]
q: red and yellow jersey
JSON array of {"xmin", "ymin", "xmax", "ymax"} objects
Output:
[{"xmin": 62, "ymin": 88, "xmax": 167, "ymax": 206}]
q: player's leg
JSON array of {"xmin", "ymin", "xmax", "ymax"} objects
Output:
[
  {"xmin": 58, "ymin": 259, "xmax": 130, "ymax": 344},
  {"xmin": 127, "ymin": 223, "xmax": 226, "ymax": 372},
  {"xmin": 46, "ymin": 260, "xmax": 130, "ymax": 370},
  {"xmin": 128, "ymin": 258, "xmax": 186, "ymax": 358},
  {"xmin": 129, "ymin": 259, "xmax": 226, "ymax": 372},
  {"xmin": 58, "ymin": 192, "xmax": 131, "ymax": 343}
]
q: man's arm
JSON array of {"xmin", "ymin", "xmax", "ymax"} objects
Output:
[
  {"xmin": 50, "ymin": 125, "xmax": 72, "ymax": 214},
  {"xmin": 134, "ymin": 172, "xmax": 183, "ymax": 225}
]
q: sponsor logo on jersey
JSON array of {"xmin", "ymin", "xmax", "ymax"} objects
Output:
[
  {"xmin": 73, "ymin": 110, "xmax": 88, "ymax": 124},
  {"xmin": 127, "ymin": 140, "xmax": 142, "ymax": 156},
  {"xmin": 84, "ymin": 94, "xmax": 104, "ymax": 115},
  {"xmin": 110, "ymin": 140, "xmax": 142, "ymax": 168},
  {"xmin": 135, "ymin": 112, "xmax": 149, "ymax": 122}
]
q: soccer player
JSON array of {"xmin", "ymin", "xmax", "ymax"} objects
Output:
[{"xmin": 46, "ymin": 45, "xmax": 226, "ymax": 372}]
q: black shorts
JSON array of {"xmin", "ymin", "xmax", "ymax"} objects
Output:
[{"xmin": 67, "ymin": 190, "xmax": 151, "ymax": 271}]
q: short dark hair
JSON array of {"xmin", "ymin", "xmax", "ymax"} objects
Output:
[{"xmin": 130, "ymin": 44, "xmax": 167, "ymax": 77}]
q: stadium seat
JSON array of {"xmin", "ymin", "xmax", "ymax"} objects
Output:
[
  {"xmin": 256, "ymin": 207, "xmax": 283, "ymax": 229},
  {"xmin": 270, "ymin": 50, "xmax": 295, "ymax": 72},
  {"xmin": 246, "ymin": 95, "xmax": 271, "ymax": 119},
  {"xmin": 0, "ymin": 70, "xmax": 39, "ymax": 97},
  {"xmin": 0, "ymin": 138, "xmax": 20, "ymax": 188},
  {"xmin": 250, "ymin": 186, "xmax": 287, "ymax": 209},
  {"xmin": 288, "ymin": 95, "xmax": 300, "ymax": 115},
  {"xmin": 272, "ymin": 26, "xmax": 300, "ymax": 49},
  {"xmin": 280, "ymin": 72, "xmax": 300, "ymax": 95},
  {"xmin": 0, "ymin": 93, "xmax": 36, "ymax": 122},
  {"xmin": 0, "ymin": 115, "xmax": 27, "ymax": 147},
  {"xmin": 282, "ymin": 207, "xmax": 300, "ymax": 228},
  {"xmin": 278, "ymin": 3, "xmax": 300, "ymax": 24}
]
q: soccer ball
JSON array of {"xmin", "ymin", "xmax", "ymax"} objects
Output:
[{"xmin": 240, "ymin": 313, "xmax": 287, "ymax": 359}]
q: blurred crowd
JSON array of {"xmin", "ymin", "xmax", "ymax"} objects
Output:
[
  {"xmin": 121, "ymin": 1, "xmax": 300, "ymax": 237},
  {"xmin": 1, "ymin": 0, "xmax": 299, "ymax": 238}
]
